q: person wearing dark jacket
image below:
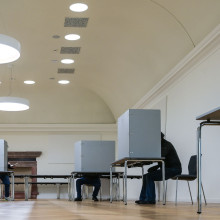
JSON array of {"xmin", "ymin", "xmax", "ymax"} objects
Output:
[{"xmin": 136, "ymin": 132, "xmax": 182, "ymax": 204}]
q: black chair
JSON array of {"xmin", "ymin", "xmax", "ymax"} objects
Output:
[{"xmin": 169, "ymin": 155, "xmax": 207, "ymax": 205}]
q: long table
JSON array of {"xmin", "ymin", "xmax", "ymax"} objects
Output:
[
  {"xmin": 70, "ymin": 171, "xmax": 123, "ymax": 201},
  {"xmin": 0, "ymin": 171, "xmax": 14, "ymax": 200},
  {"xmin": 196, "ymin": 106, "xmax": 220, "ymax": 214},
  {"xmin": 15, "ymin": 174, "xmax": 72, "ymax": 201},
  {"xmin": 110, "ymin": 157, "xmax": 165, "ymax": 205}
]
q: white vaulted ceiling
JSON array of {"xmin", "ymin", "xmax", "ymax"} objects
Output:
[{"xmin": 0, "ymin": 0, "xmax": 220, "ymax": 124}]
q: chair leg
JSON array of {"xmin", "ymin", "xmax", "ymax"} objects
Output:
[
  {"xmin": 99, "ymin": 185, "xmax": 102, "ymax": 201},
  {"xmin": 0, "ymin": 183, "xmax": 2, "ymax": 199},
  {"xmin": 165, "ymin": 180, "xmax": 167, "ymax": 203},
  {"xmin": 187, "ymin": 181, "xmax": 193, "ymax": 205},
  {"xmin": 82, "ymin": 185, "xmax": 85, "ymax": 199},
  {"xmin": 82, "ymin": 185, "xmax": 89, "ymax": 199},
  {"xmin": 157, "ymin": 181, "xmax": 160, "ymax": 202},
  {"xmin": 175, "ymin": 178, "xmax": 178, "ymax": 206},
  {"xmin": 201, "ymin": 183, "xmax": 207, "ymax": 205}
]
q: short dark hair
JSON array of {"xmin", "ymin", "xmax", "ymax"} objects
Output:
[{"xmin": 161, "ymin": 132, "xmax": 165, "ymax": 139}]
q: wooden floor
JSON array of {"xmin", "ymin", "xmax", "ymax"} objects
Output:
[{"xmin": 0, "ymin": 199, "xmax": 219, "ymax": 220}]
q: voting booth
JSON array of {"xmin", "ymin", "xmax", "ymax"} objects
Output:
[
  {"xmin": 74, "ymin": 140, "xmax": 115, "ymax": 172},
  {"xmin": 0, "ymin": 140, "xmax": 8, "ymax": 172},
  {"xmin": 117, "ymin": 109, "xmax": 161, "ymax": 159}
]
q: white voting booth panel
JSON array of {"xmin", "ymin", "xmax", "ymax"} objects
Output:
[
  {"xmin": 0, "ymin": 139, "xmax": 8, "ymax": 172},
  {"xmin": 74, "ymin": 140, "xmax": 115, "ymax": 172},
  {"xmin": 118, "ymin": 109, "xmax": 161, "ymax": 158}
]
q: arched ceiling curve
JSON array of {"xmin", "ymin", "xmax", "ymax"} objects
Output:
[{"xmin": 0, "ymin": 0, "xmax": 220, "ymax": 124}]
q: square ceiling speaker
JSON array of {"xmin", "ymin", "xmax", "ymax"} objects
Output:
[{"xmin": 64, "ymin": 17, "xmax": 89, "ymax": 27}]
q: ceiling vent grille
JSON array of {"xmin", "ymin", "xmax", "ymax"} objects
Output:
[
  {"xmin": 60, "ymin": 47, "xmax": 80, "ymax": 54},
  {"xmin": 64, "ymin": 17, "xmax": 89, "ymax": 27},
  {"xmin": 58, "ymin": 68, "xmax": 75, "ymax": 74}
]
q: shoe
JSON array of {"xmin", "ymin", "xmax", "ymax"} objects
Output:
[
  {"xmin": 135, "ymin": 200, "xmax": 140, "ymax": 204},
  {"xmin": 5, "ymin": 197, "xmax": 13, "ymax": 201},
  {"xmin": 74, "ymin": 197, "xmax": 82, "ymax": 201},
  {"xmin": 92, "ymin": 197, "xmax": 99, "ymax": 202},
  {"xmin": 137, "ymin": 200, "xmax": 155, "ymax": 205}
]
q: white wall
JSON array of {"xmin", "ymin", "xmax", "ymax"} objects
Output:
[
  {"xmin": 0, "ymin": 125, "xmax": 117, "ymax": 199},
  {"xmin": 164, "ymin": 48, "xmax": 220, "ymax": 203},
  {"xmin": 137, "ymin": 26, "xmax": 220, "ymax": 203}
]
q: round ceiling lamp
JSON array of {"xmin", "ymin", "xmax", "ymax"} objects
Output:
[
  {"xmin": 69, "ymin": 3, "xmax": 88, "ymax": 12},
  {"xmin": 61, "ymin": 59, "xmax": 74, "ymax": 64},
  {"xmin": 65, "ymin": 34, "xmax": 80, "ymax": 41},
  {"xmin": 0, "ymin": 97, "xmax": 29, "ymax": 111},
  {"xmin": 24, "ymin": 80, "xmax": 35, "ymax": 85},
  {"xmin": 58, "ymin": 80, "xmax": 70, "ymax": 85},
  {"xmin": 0, "ymin": 34, "xmax": 21, "ymax": 64}
]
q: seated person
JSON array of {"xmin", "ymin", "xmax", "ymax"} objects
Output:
[
  {"xmin": 74, "ymin": 174, "xmax": 101, "ymax": 202},
  {"xmin": 136, "ymin": 132, "xmax": 182, "ymax": 204},
  {"xmin": 0, "ymin": 163, "xmax": 15, "ymax": 201}
]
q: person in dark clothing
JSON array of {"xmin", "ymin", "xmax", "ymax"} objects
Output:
[
  {"xmin": 74, "ymin": 175, "xmax": 101, "ymax": 202},
  {"xmin": 0, "ymin": 163, "xmax": 16, "ymax": 201},
  {"xmin": 136, "ymin": 132, "xmax": 182, "ymax": 204}
]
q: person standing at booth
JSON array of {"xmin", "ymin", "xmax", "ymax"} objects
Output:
[{"xmin": 136, "ymin": 132, "xmax": 182, "ymax": 204}]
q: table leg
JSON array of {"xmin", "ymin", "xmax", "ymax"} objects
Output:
[
  {"xmin": 56, "ymin": 183, "xmax": 60, "ymax": 199},
  {"xmin": 0, "ymin": 183, "xmax": 2, "ymax": 199},
  {"xmin": 67, "ymin": 178, "xmax": 70, "ymax": 200},
  {"xmin": 162, "ymin": 161, "xmax": 165, "ymax": 205},
  {"xmin": 110, "ymin": 166, "xmax": 113, "ymax": 203},
  {"xmin": 197, "ymin": 126, "xmax": 202, "ymax": 214},
  {"xmin": 124, "ymin": 161, "xmax": 127, "ymax": 205},
  {"xmin": 117, "ymin": 175, "xmax": 120, "ymax": 201},
  {"xmin": 68, "ymin": 177, "xmax": 72, "ymax": 201},
  {"xmin": 24, "ymin": 176, "xmax": 29, "ymax": 201},
  {"xmin": 122, "ymin": 173, "xmax": 125, "ymax": 202},
  {"xmin": 71, "ymin": 175, "xmax": 75, "ymax": 201},
  {"xmin": 72, "ymin": 174, "xmax": 76, "ymax": 201},
  {"xmin": 11, "ymin": 173, "xmax": 15, "ymax": 200}
]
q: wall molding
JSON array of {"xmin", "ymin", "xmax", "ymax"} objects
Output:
[
  {"xmin": 133, "ymin": 24, "xmax": 220, "ymax": 109},
  {"xmin": 0, "ymin": 124, "xmax": 117, "ymax": 132}
]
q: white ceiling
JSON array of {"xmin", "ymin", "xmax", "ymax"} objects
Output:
[{"xmin": 0, "ymin": 0, "xmax": 220, "ymax": 124}]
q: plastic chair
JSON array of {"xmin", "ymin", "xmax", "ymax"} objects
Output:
[{"xmin": 169, "ymin": 155, "xmax": 207, "ymax": 205}]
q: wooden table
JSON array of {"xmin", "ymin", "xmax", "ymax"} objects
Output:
[
  {"xmin": 196, "ymin": 106, "xmax": 220, "ymax": 214},
  {"xmin": 71, "ymin": 171, "xmax": 123, "ymax": 201},
  {"xmin": 110, "ymin": 157, "xmax": 165, "ymax": 205},
  {"xmin": 15, "ymin": 174, "xmax": 72, "ymax": 201}
]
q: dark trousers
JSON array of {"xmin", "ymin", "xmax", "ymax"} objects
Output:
[
  {"xmin": 139, "ymin": 168, "xmax": 181, "ymax": 202},
  {"xmin": 76, "ymin": 177, "xmax": 101, "ymax": 199},
  {"xmin": 0, "ymin": 175, "xmax": 10, "ymax": 197}
]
